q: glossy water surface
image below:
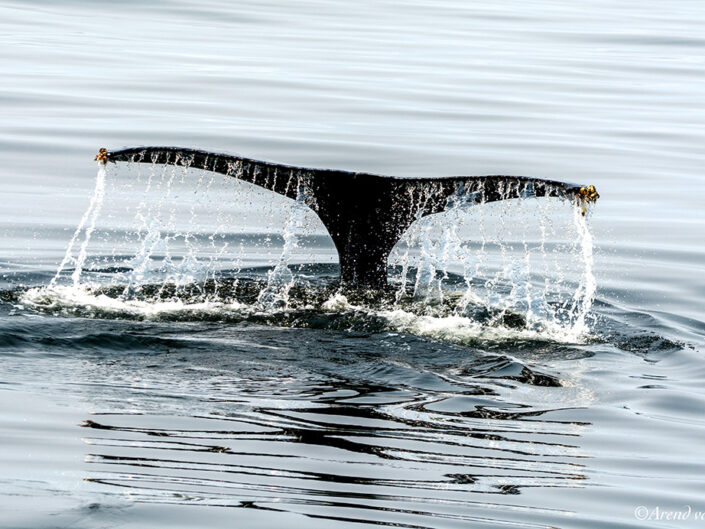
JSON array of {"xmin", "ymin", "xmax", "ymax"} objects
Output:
[{"xmin": 1, "ymin": 1, "xmax": 705, "ymax": 528}]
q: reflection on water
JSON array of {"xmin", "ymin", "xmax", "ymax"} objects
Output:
[{"xmin": 77, "ymin": 337, "xmax": 588, "ymax": 527}]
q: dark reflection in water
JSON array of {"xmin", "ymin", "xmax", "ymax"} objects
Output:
[{"xmin": 69, "ymin": 327, "xmax": 589, "ymax": 528}]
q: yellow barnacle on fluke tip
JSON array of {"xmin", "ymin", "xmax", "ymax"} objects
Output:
[
  {"xmin": 576, "ymin": 185, "xmax": 600, "ymax": 216},
  {"xmin": 94, "ymin": 148, "xmax": 109, "ymax": 164}
]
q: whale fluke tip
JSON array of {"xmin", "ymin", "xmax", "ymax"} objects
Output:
[
  {"xmin": 576, "ymin": 185, "xmax": 600, "ymax": 216},
  {"xmin": 94, "ymin": 148, "xmax": 109, "ymax": 165}
]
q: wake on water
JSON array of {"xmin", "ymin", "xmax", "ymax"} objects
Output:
[{"xmin": 20, "ymin": 160, "xmax": 598, "ymax": 345}]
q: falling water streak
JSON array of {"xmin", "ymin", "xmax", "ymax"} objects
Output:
[
  {"xmin": 176, "ymin": 170, "xmax": 219, "ymax": 297},
  {"xmin": 199, "ymin": 183, "xmax": 235, "ymax": 301},
  {"xmin": 498, "ymin": 186, "xmax": 519, "ymax": 319},
  {"xmin": 123, "ymin": 157, "xmax": 168, "ymax": 286},
  {"xmin": 122, "ymin": 158, "xmax": 175, "ymax": 296},
  {"xmin": 517, "ymin": 194, "xmax": 540, "ymax": 323},
  {"xmin": 412, "ymin": 225, "xmax": 435, "ymax": 300},
  {"xmin": 130, "ymin": 157, "xmax": 157, "ymax": 246},
  {"xmin": 206, "ymin": 241, "xmax": 230, "ymax": 301},
  {"xmin": 157, "ymin": 163, "xmax": 184, "ymax": 297},
  {"xmin": 221, "ymin": 160, "xmax": 247, "ymax": 293},
  {"xmin": 203, "ymin": 205, "xmax": 234, "ymax": 301},
  {"xmin": 228, "ymin": 189, "xmax": 251, "ymax": 295},
  {"xmin": 457, "ymin": 182, "xmax": 488, "ymax": 314},
  {"xmin": 520, "ymin": 201, "xmax": 534, "ymax": 323},
  {"xmin": 260, "ymin": 184, "xmax": 278, "ymax": 270},
  {"xmin": 256, "ymin": 175, "xmax": 306, "ymax": 308},
  {"xmin": 436, "ymin": 219, "xmax": 461, "ymax": 305},
  {"xmin": 50, "ymin": 163, "xmax": 107, "ymax": 287},
  {"xmin": 392, "ymin": 187, "xmax": 421, "ymax": 302},
  {"xmin": 410, "ymin": 188, "xmax": 435, "ymax": 299},
  {"xmin": 484, "ymin": 194, "xmax": 511, "ymax": 316},
  {"xmin": 538, "ymin": 198, "xmax": 557, "ymax": 323},
  {"xmin": 570, "ymin": 204, "xmax": 597, "ymax": 336},
  {"xmin": 551, "ymin": 206, "xmax": 571, "ymax": 321}
]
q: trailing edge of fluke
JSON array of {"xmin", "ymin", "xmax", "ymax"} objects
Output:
[{"xmin": 95, "ymin": 146, "xmax": 599, "ymax": 288}]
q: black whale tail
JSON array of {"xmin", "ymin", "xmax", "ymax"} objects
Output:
[{"xmin": 102, "ymin": 146, "xmax": 599, "ymax": 288}]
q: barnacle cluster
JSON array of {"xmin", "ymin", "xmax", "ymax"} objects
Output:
[
  {"xmin": 94, "ymin": 148, "xmax": 109, "ymax": 164},
  {"xmin": 576, "ymin": 185, "xmax": 599, "ymax": 216}
]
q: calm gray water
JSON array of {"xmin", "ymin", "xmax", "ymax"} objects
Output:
[{"xmin": 2, "ymin": 1, "xmax": 705, "ymax": 528}]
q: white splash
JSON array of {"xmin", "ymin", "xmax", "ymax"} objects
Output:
[
  {"xmin": 22, "ymin": 285, "xmax": 245, "ymax": 320},
  {"xmin": 378, "ymin": 308, "xmax": 580, "ymax": 344},
  {"xmin": 51, "ymin": 163, "xmax": 107, "ymax": 287},
  {"xmin": 321, "ymin": 293, "xmax": 354, "ymax": 311}
]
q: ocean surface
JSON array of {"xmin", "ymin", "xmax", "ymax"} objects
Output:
[{"xmin": 2, "ymin": 1, "xmax": 705, "ymax": 528}]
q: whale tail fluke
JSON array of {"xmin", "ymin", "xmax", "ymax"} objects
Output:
[{"xmin": 102, "ymin": 146, "xmax": 598, "ymax": 288}]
